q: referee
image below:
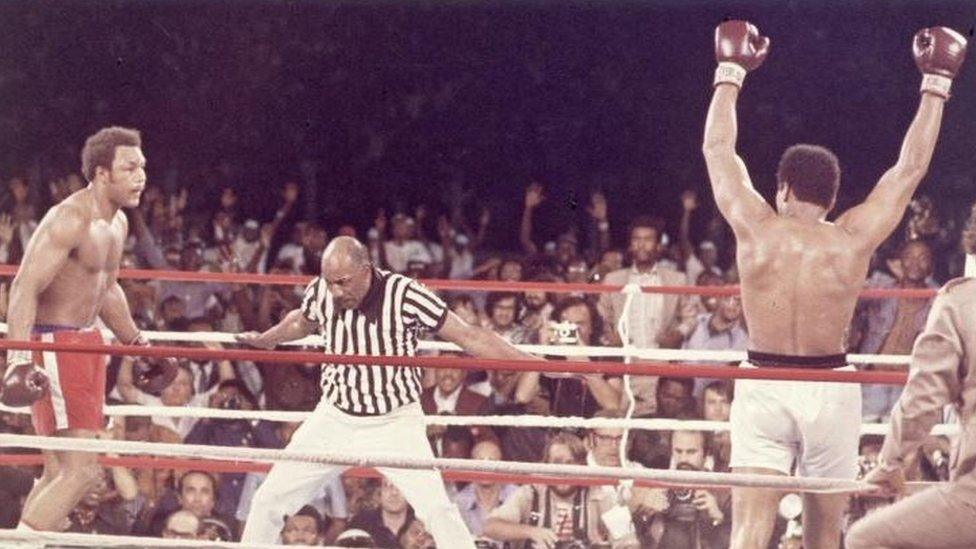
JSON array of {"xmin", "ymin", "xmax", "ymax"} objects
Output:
[{"xmin": 236, "ymin": 236, "xmax": 541, "ymax": 546}]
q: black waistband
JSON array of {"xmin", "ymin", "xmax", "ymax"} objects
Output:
[
  {"xmin": 32, "ymin": 324, "xmax": 85, "ymax": 334},
  {"xmin": 330, "ymin": 399, "xmax": 417, "ymax": 417},
  {"xmin": 747, "ymin": 350, "xmax": 848, "ymax": 369}
]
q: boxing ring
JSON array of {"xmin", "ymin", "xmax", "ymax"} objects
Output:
[{"xmin": 0, "ymin": 266, "xmax": 950, "ymax": 547}]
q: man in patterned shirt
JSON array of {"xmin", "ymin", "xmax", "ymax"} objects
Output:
[{"xmin": 237, "ymin": 236, "xmax": 541, "ymax": 547}]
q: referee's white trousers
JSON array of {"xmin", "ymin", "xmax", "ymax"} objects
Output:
[{"xmin": 241, "ymin": 400, "xmax": 475, "ymax": 547}]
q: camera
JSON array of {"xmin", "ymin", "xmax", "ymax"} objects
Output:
[
  {"xmin": 221, "ymin": 396, "xmax": 243, "ymax": 410},
  {"xmin": 551, "ymin": 321, "xmax": 580, "ymax": 345},
  {"xmin": 666, "ymin": 463, "xmax": 701, "ymax": 523},
  {"xmin": 666, "ymin": 488, "xmax": 699, "ymax": 523}
]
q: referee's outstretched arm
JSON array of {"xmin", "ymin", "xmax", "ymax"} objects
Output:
[
  {"xmin": 234, "ymin": 308, "xmax": 316, "ymax": 349},
  {"xmin": 436, "ymin": 312, "xmax": 544, "ymax": 363}
]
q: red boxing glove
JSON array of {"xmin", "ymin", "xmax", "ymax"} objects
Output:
[
  {"xmin": 914, "ymin": 27, "xmax": 968, "ymax": 99},
  {"xmin": 714, "ymin": 20, "xmax": 770, "ymax": 88},
  {"xmin": 128, "ymin": 333, "xmax": 180, "ymax": 394},
  {"xmin": 0, "ymin": 349, "xmax": 49, "ymax": 407}
]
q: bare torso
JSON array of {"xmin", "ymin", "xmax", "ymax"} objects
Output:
[
  {"xmin": 738, "ymin": 216, "xmax": 871, "ymax": 356},
  {"xmin": 29, "ymin": 190, "xmax": 127, "ymax": 327}
]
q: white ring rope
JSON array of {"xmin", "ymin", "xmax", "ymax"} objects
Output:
[
  {"xmin": 0, "ymin": 433, "xmax": 875, "ymax": 494},
  {"xmin": 615, "ymin": 283, "xmax": 641, "ymax": 501},
  {"xmin": 0, "ymin": 529, "xmax": 328, "ymax": 549},
  {"xmin": 0, "ymin": 403, "xmax": 958, "ymax": 436},
  {"xmin": 0, "ymin": 323, "xmax": 912, "ymax": 365}
]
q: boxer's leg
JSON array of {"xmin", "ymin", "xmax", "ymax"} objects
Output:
[
  {"xmin": 729, "ymin": 372, "xmax": 796, "ymax": 549},
  {"xmin": 798, "ymin": 374, "xmax": 861, "ymax": 549},
  {"xmin": 20, "ymin": 429, "xmax": 102, "ymax": 531}
]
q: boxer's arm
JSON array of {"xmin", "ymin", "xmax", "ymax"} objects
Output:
[
  {"xmin": 702, "ymin": 85, "xmax": 774, "ymax": 235},
  {"xmin": 6, "ymin": 206, "xmax": 84, "ymax": 341},
  {"xmin": 880, "ymin": 286, "xmax": 963, "ymax": 469},
  {"xmin": 99, "ymin": 283, "xmax": 142, "ymax": 345},
  {"xmin": 837, "ymin": 94, "xmax": 945, "ymax": 249}
]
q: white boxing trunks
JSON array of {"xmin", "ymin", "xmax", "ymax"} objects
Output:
[{"xmin": 729, "ymin": 351, "xmax": 862, "ymax": 479}]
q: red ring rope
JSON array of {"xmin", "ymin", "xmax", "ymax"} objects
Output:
[
  {"xmin": 0, "ymin": 264, "xmax": 938, "ymax": 298},
  {"xmin": 0, "ymin": 339, "xmax": 908, "ymax": 385}
]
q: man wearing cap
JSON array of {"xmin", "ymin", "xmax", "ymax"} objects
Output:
[
  {"xmin": 334, "ymin": 528, "xmax": 375, "ymax": 547},
  {"xmin": 375, "ymin": 213, "xmax": 433, "ymax": 273},
  {"xmin": 232, "ymin": 218, "xmax": 269, "ymax": 274}
]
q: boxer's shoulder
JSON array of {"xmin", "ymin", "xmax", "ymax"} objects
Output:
[{"xmin": 36, "ymin": 196, "xmax": 90, "ymax": 240}]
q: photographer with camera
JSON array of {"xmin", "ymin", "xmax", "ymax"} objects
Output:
[
  {"xmin": 516, "ymin": 298, "xmax": 622, "ymax": 419},
  {"xmin": 484, "ymin": 432, "xmax": 620, "ymax": 548},
  {"xmin": 651, "ymin": 430, "xmax": 730, "ymax": 549}
]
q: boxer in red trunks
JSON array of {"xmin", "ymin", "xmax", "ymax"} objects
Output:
[{"xmin": 0, "ymin": 127, "xmax": 176, "ymax": 531}]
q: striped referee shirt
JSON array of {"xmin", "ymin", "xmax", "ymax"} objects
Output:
[{"xmin": 300, "ymin": 268, "xmax": 448, "ymax": 416}]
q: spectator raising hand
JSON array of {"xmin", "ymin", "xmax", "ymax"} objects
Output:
[
  {"xmin": 587, "ymin": 190, "xmax": 608, "ymax": 222},
  {"xmin": 524, "ymin": 182, "xmax": 545, "ymax": 210},
  {"xmin": 281, "ymin": 181, "xmax": 300, "ymax": 207},
  {"xmin": 520, "ymin": 182, "xmax": 545, "ymax": 255}
]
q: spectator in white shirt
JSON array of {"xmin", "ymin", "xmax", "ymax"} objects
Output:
[{"xmin": 381, "ymin": 213, "xmax": 433, "ymax": 273}]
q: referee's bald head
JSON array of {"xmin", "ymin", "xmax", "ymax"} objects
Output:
[
  {"xmin": 323, "ymin": 236, "xmax": 370, "ymax": 268},
  {"xmin": 321, "ymin": 236, "xmax": 373, "ymax": 310}
]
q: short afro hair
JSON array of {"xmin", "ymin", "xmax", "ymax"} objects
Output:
[
  {"xmin": 776, "ymin": 144, "xmax": 840, "ymax": 209},
  {"xmin": 81, "ymin": 126, "xmax": 142, "ymax": 182}
]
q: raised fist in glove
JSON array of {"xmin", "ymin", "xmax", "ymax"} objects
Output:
[
  {"xmin": 0, "ymin": 349, "xmax": 49, "ymax": 407},
  {"xmin": 914, "ymin": 27, "xmax": 968, "ymax": 99},
  {"xmin": 128, "ymin": 334, "xmax": 180, "ymax": 394},
  {"xmin": 714, "ymin": 20, "xmax": 770, "ymax": 87}
]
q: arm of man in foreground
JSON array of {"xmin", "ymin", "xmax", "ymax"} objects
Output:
[{"xmin": 865, "ymin": 281, "xmax": 968, "ymax": 495}]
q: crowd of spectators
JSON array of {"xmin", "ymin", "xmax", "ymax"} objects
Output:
[{"xmin": 0, "ymin": 173, "xmax": 969, "ymax": 548}]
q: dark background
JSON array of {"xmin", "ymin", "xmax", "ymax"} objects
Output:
[{"xmin": 1, "ymin": 0, "xmax": 974, "ymax": 248}]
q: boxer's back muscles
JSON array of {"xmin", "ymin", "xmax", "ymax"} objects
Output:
[{"xmin": 736, "ymin": 215, "xmax": 870, "ymax": 356}]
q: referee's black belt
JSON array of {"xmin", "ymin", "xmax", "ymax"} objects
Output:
[
  {"xmin": 746, "ymin": 350, "xmax": 848, "ymax": 369},
  {"xmin": 333, "ymin": 401, "xmax": 418, "ymax": 417}
]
